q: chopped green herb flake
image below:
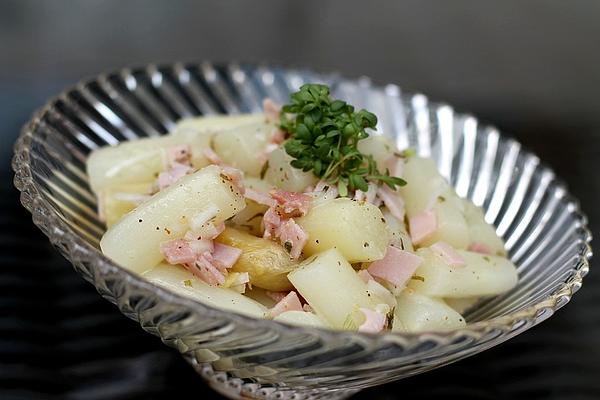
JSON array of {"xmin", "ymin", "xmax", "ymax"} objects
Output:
[
  {"xmin": 183, "ymin": 279, "xmax": 193, "ymax": 287},
  {"xmin": 401, "ymin": 148, "xmax": 416, "ymax": 158}
]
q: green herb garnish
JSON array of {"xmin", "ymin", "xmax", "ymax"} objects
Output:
[{"xmin": 280, "ymin": 84, "xmax": 406, "ymax": 195}]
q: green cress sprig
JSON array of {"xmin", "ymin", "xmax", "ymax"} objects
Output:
[{"xmin": 280, "ymin": 84, "xmax": 406, "ymax": 196}]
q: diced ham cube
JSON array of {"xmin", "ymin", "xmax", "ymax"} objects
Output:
[
  {"xmin": 166, "ymin": 144, "xmax": 192, "ymax": 167},
  {"xmin": 160, "ymin": 239, "xmax": 197, "ymax": 265},
  {"xmin": 265, "ymin": 291, "xmax": 289, "ymax": 303},
  {"xmin": 262, "ymin": 207, "xmax": 282, "ymax": 240},
  {"xmin": 277, "ymin": 219, "xmax": 308, "ymax": 260},
  {"xmin": 468, "ymin": 242, "xmax": 492, "ymax": 255},
  {"xmin": 220, "ymin": 165, "xmax": 245, "ymax": 194},
  {"xmin": 378, "ymin": 185, "xmax": 405, "ymax": 221},
  {"xmin": 203, "ymin": 148, "xmax": 223, "ymax": 165},
  {"xmin": 270, "ymin": 189, "xmax": 311, "ymax": 217},
  {"xmin": 431, "ymin": 241, "xmax": 466, "ymax": 267},
  {"xmin": 245, "ymin": 188, "xmax": 277, "ymax": 207},
  {"xmin": 263, "ymin": 98, "xmax": 281, "ymax": 123},
  {"xmin": 368, "ymin": 246, "xmax": 424, "ymax": 288},
  {"xmin": 357, "ymin": 269, "xmax": 374, "ymax": 283},
  {"xmin": 157, "ymin": 162, "xmax": 192, "ymax": 190},
  {"xmin": 212, "ymin": 243, "xmax": 242, "ymax": 270},
  {"xmin": 409, "ymin": 209, "xmax": 437, "ymax": 245},
  {"xmin": 270, "ymin": 129, "xmax": 286, "ymax": 144},
  {"xmin": 358, "ymin": 308, "xmax": 386, "ymax": 334},
  {"xmin": 267, "ymin": 291, "xmax": 303, "ymax": 318},
  {"xmin": 261, "ymin": 190, "xmax": 310, "ymax": 258},
  {"xmin": 193, "ymin": 254, "xmax": 226, "ymax": 285}
]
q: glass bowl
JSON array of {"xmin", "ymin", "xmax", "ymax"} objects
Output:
[{"xmin": 12, "ymin": 63, "xmax": 591, "ymax": 399}]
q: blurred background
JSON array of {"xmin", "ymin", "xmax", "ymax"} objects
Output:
[{"xmin": 1, "ymin": 1, "xmax": 599, "ymax": 399}]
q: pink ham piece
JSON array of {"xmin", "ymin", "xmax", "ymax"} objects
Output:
[
  {"xmin": 245, "ymin": 188, "xmax": 277, "ymax": 207},
  {"xmin": 160, "ymin": 239, "xmax": 197, "ymax": 265},
  {"xmin": 277, "ymin": 219, "xmax": 308, "ymax": 260},
  {"xmin": 268, "ymin": 291, "xmax": 303, "ymax": 318},
  {"xmin": 377, "ymin": 185, "xmax": 405, "ymax": 221},
  {"xmin": 203, "ymin": 148, "xmax": 223, "ymax": 165},
  {"xmin": 265, "ymin": 291, "xmax": 289, "ymax": 303},
  {"xmin": 262, "ymin": 207, "xmax": 281, "ymax": 240},
  {"xmin": 166, "ymin": 144, "xmax": 192, "ymax": 167},
  {"xmin": 157, "ymin": 162, "xmax": 192, "ymax": 190},
  {"xmin": 193, "ymin": 254, "xmax": 226, "ymax": 285},
  {"xmin": 431, "ymin": 241, "xmax": 466, "ymax": 267},
  {"xmin": 368, "ymin": 246, "xmax": 424, "ymax": 288},
  {"xmin": 270, "ymin": 129, "xmax": 286, "ymax": 144},
  {"xmin": 212, "ymin": 243, "xmax": 242, "ymax": 270},
  {"xmin": 262, "ymin": 190, "xmax": 310, "ymax": 259},
  {"xmin": 263, "ymin": 98, "xmax": 281, "ymax": 123},
  {"xmin": 409, "ymin": 209, "xmax": 437, "ymax": 245},
  {"xmin": 357, "ymin": 269, "xmax": 374, "ymax": 283},
  {"xmin": 468, "ymin": 242, "xmax": 492, "ymax": 255},
  {"xmin": 270, "ymin": 189, "xmax": 311, "ymax": 217},
  {"xmin": 358, "ymin": 308, "xmax": 386, "ymax": 333},
  {"xmin": 220, "ymin": 165, "xmax": 245, "ymax": 194}
]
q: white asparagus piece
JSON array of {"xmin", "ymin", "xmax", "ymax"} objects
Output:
[
  {"xmin": 101, "ymin": 165, "xmax": 245, "ymax": 273},
  {"xmin": 274, "ymin": 311, "xmax": 329, "ymax": 328},
  {"xmin": 212, "ymin": 122, "xmax": 275, "ymax": 176},
  {"xmin": 392, "ymin": 289, "xmax": 466, "ymax": 333},
  {"xmin": 408, "ymin": 248, "xmax": 518, "ymax": 298},
  {"xmin": 297, "ymin": 198, "xmax": 389, "ymax": 263},
  {"xmin": 264, "ymin": 146, "xmax": 318, "ymax": 192},
  {"xmin": 288, "ymin": 248, "xmax": 384, "ymax": 329},
  {"xmin": 144, "ymin": 263, "xmax": 266, "ymax": 318}
]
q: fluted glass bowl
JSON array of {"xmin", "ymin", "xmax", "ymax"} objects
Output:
[{"xmin": 12, "ymin": 63, "xmax": 591, "ymax": 399}]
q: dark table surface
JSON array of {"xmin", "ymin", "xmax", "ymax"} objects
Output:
[{"xmin": 2, "ymin": 1, "xmax": 600, "ymax": 399}]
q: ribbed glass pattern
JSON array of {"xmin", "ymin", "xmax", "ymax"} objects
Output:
[{"xmin": 12, "ymin": 63, "xmax": 591, "ymax": 399}]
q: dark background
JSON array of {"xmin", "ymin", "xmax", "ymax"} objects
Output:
[{"xmin": 1, "ymin": 1, "xmax": 599, "ymax": 399}]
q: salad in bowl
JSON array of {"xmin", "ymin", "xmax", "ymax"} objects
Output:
[
  {"xmin": 13, "ymin": 64, "xmax": 589, "ymax": 399},
  {"xmin": 90, "ymin": 84, "xmax": 518, "ymax": 334}
]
